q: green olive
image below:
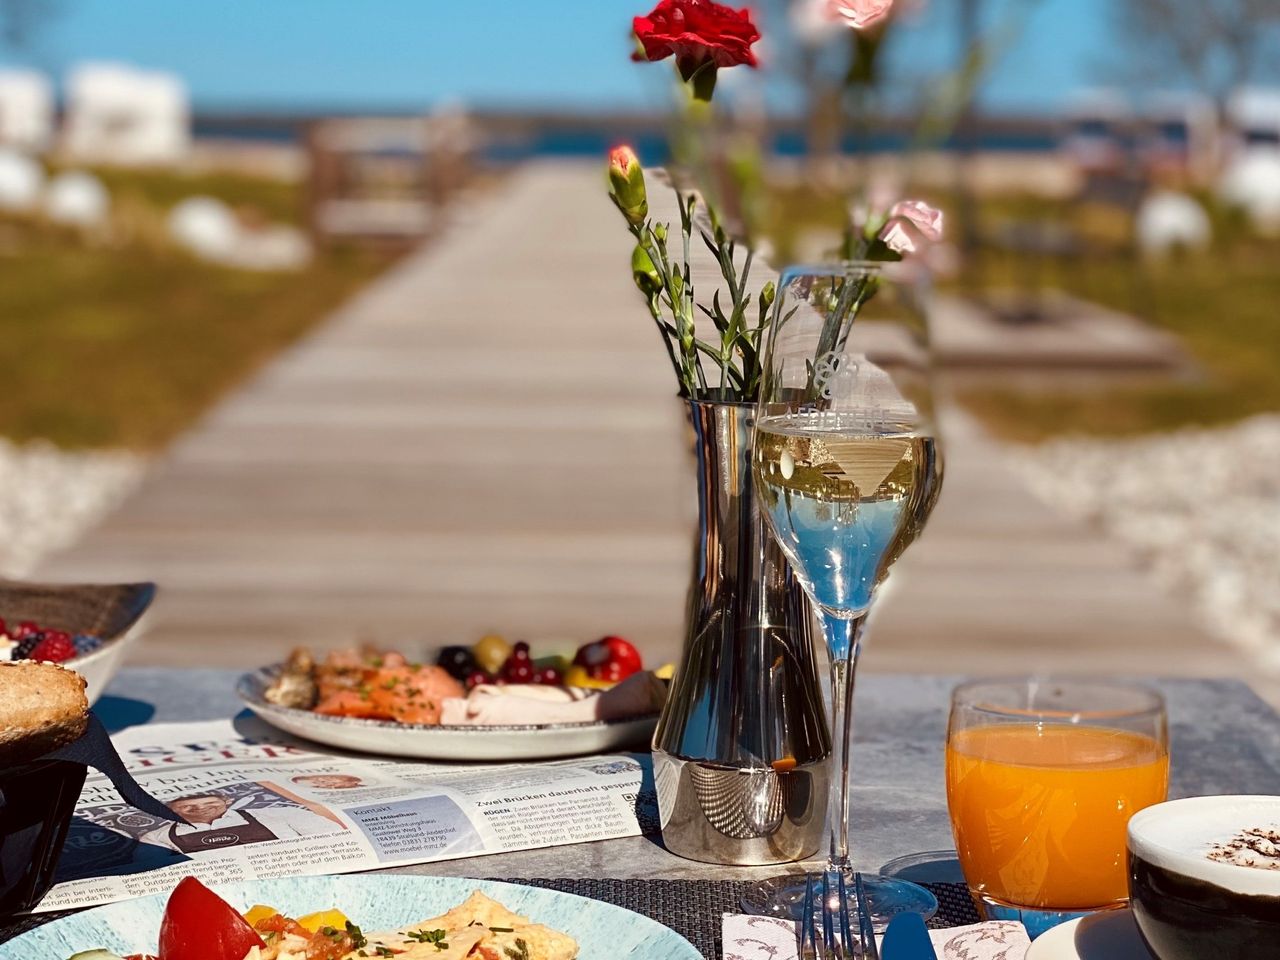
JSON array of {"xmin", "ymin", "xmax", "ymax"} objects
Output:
[
  {"xmin": 472, "ymin": 634, "xmax": 512, "ymax": 674},
  {"xmin": 533, "ymin": 654, "xmax": 571, "ymax": 674}
]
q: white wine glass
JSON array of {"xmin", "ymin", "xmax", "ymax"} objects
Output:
[{"xmin": 742, "ymin": 260, "xmax": 944, "ymax": 926}]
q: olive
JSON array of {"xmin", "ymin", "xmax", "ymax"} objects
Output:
[
  {"xmin": 472, "ymin": 634, "xmax": 512, "ymax": 674},
  {"xmin": 436, "ymin": 645, "xmax": 477, "ymax": 681}
]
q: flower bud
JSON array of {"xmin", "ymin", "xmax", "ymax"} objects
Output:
[
  {"xmin": 631, "ymin": 243, "xmax": 662, "ymax": 298},
  {"xmin": 653, "ymin": 222, "xmax": 668, "ymax": 244},
  {"xmin": 759, "ymin": 280, "xmax": 776, "ymax": 311},
  {"xmin": 607, "ymin": 145, "xmax": 648, "ymax": 227}
]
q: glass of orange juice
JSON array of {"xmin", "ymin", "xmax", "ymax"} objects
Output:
[{"xmin": 946, "ymin": 678, "xmax": 1168, "ymax": 937}]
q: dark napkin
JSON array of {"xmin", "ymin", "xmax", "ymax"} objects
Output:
[{"xmin": 41, "ymin": 713, "xmax": 184, "ymax": 824}]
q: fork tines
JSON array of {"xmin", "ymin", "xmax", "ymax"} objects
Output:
[
  {"xmin": 799, "ymin": 871, "xmax": 880, "ymax": 958},
  {"xmin": 854, "ymin": 873, "xmax": 880, "ymax": 960}
]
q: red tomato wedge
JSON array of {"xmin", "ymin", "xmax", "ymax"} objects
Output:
[{"xmin": 158, "ymin": 876, "xmax": 265, "ymax": 960}]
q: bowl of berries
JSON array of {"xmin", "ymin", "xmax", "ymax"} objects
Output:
[{"xmin": 0, "ymin": 580, "xmax": 156, "ymax": 705}]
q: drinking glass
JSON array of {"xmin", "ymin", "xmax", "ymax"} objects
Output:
[
  {"xmin": 946, "ymin": 678, "xmax": 1169, "ymax": 938},
  {"xmin": 742, "ymin": 261, "xmax": 944, "ymax": 924}
]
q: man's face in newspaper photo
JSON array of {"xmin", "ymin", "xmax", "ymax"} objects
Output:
[
  {"xmin": 169, "ymin": 794, "xmax": 230, "ymax": 824},
  {"xmin": 293, "ymin": 775, "xmax": 365, "ymax": 790}
]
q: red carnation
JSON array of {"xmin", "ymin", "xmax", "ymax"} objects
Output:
[{"xmin": 633, "ymin": 0, "xmax": 760, "ymax": 86}]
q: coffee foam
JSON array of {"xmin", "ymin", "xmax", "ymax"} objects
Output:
[{"xmin": 1128, "ymin": 796, "xmax": 1280, "ymax": 898}]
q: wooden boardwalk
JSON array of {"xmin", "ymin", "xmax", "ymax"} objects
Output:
[{"xmin": 38, "ymin": 162, "xmax": 1249, "ymax": 689}]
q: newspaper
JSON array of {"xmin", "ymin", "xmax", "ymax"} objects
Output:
[{"xmin": 40, "ymin": 716, "xmax": 656, "ymax": 912}]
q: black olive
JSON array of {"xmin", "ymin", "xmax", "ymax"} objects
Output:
[{"xmin": 435, "ymin": 645, "xmax": 477, "ymax": 681}]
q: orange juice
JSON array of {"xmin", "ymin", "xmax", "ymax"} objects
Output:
[{"xmin": 946, "ymin": 723, "xmax": 1168, "ymax": 910}]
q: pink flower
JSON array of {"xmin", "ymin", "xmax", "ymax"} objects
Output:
[
  {"xmin": 879, "ymin": 199, "xmax": 944, "ymax": 254},
  {"xmin": 826, "ymin": 0, "xmax": 895, "ymax": 29},
  {"xmin": 879, "ymin": 220, "xmax": 919, "ymax": 255}
]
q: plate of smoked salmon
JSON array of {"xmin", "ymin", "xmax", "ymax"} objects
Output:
[{"xmin": 236, "ymin": 644, "xmax": 665, "ymax": 761}]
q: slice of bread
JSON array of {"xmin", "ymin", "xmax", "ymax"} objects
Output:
[{"xmin": 0, "ymin": 660, "xmax": 89, "ymax": 766}]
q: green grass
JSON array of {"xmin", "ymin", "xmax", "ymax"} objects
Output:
[
  {"xmin": 89, "ymin": 166, "xmax": 305, "ymax": 225},
  {"xmin": 762, "ymin": 183, "xmax": 1280, "ymax": 439},
  {"xmin": 955, "ymin": 194, "xmax": 1280, "ymax": 440},
  {"xmin": 0, "ymin": 169, "xmax": 391, "ymax": 450}
]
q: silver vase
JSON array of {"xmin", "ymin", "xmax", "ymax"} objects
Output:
[{"xmin": 652, "ymin": 400, "xmax": 831, "ymax": 865}]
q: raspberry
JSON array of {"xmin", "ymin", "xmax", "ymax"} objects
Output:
[{"xmin": 29, "ymin": 633, "xmax": 77, "ymax": 663}]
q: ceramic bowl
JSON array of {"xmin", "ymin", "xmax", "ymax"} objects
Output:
[{"xmin": 0, "ymin": 580, "xmax": 156, "ymax": 703}]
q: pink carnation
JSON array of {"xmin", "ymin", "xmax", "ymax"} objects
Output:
[
  {"xmin": 879, "ymin": 199, "xmax": 944, "ymax": 254},
  {"xmin": 879, "ymin": 220, "xmax": 918, "ymax": 255},
  {"xmin": 826, "ymin": 0, "xmax": 895, "ymax": 29},
  {"xmin": 888, "ymin": 199, "xmax": 944, "ymax": 241}
]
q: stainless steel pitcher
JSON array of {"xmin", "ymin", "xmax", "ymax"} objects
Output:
[{"xmin": 652, "ymin": 400, "xmax": 831, "ymax": 865}]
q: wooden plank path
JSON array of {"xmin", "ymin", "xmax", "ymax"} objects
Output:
[{"xmin": 38, "ymin": 161, "xmax": 1247, "ymax": 689}]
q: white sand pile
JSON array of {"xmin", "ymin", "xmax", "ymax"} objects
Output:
[
  {"xmin": 1009, "ymin": 415, "xmax": 1280, "ymax": 672},
  {"xmin": 0, "ymin": 440, "xmax": 145, "ymax": 577}
]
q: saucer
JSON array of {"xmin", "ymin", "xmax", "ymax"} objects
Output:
[{"xmin": 1027, "ymin": 909, "xmax": 1155, "ymax": 960}]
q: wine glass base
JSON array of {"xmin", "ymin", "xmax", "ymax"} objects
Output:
[{"xmin": 738, "ymin": 872, "xmax": 938, "ymax": 931}]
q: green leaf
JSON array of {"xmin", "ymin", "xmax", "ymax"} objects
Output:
[{"xmin": 710, "ymin": 290, "xmax": 730, "ymax": 333}]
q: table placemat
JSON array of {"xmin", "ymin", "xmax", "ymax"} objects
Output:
[
  {"xmin": 0, "ymin": 878, "xmax": 981, "ymax": 953},
  {"xmin": 504, "ymin": 878, "xmax": 981, "ymax": 957}
]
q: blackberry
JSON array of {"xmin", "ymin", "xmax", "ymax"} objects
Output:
[{"xmin": 14, "ymin": 632, "xmax": 44, "ymax": 659}]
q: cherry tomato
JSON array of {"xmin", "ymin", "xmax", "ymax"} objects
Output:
[
  {"xmin": 158, "ymin": 876, "xmax": 265, "ymax": 960},
  {"xmin": 572, "ymin": 635, "xmax": 642, "ymax": 683}
]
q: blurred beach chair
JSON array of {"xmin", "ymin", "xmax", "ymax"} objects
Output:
[
  {"xmin": 306, "ymin": 109, "xmax": 475, "ymax": 249},
  {"xmin": 0, "ymin": 70, "xmax": 53, "ymax": 153},
  {"xmin": 61, "ymin": 63, "xmax": 190, "ymax": 167}
]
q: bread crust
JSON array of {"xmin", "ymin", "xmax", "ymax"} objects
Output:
[{"xmin": 0, "ymin": 660, "xmax": 89, "ymax": 766}]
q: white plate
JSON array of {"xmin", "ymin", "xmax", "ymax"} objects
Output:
[
  {"xmin": 0, "ymin": 874, "xmax": 702, "ymax": 958},
  {"xmin": 237, "ymin": 667, "xmax": 659, "ymax": 760},
  {"xmin": 1027, "ymin": 909, "xmax": 1155, "ymax": 960}
]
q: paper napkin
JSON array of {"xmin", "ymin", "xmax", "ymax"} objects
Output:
[{"xmin": 722, "ymin": 914, "xmax": 1031, "ymax": 960}]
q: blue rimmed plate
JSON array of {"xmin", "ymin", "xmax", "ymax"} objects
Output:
[
  {"xmin": 237, "ymin": 667, "xmax": 659, "ymax": 760},
  {"xmin": 0, "ymin": 874, "xmax": 703, "ymax": 958}
]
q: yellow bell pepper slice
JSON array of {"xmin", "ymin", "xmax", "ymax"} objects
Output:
[
  {"xmin": 243, "ymin": 904, "xmax": 278, "ymax": 927},
  {"xmin": 298, "ymin": 909, "xmax": 350, "ymax": 933},
  {"xmin": 563, "ymin": 665, "xmax": 615, "ymax": 689}
]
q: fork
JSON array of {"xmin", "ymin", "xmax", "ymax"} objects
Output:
[
  {"xmin": 853, "ymin": 873, "xmax": 880, "ymax": 960},
  {"xmin": 799, "ymin": 872, "xmax": 869, "ymax": 959}
]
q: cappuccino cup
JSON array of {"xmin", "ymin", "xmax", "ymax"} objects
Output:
[{"xmin": 1127, "ymin": 795, "xmax": 1280, "ymax": 959}]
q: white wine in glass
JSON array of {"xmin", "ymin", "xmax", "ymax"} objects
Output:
[{"xmin": 743, "ymin": 261, "xmax": 944, "ymax": 927}]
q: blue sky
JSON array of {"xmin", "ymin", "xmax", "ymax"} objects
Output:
[{"xmin": 4, "ymin": 0, "xmax": 1114, "ymax": 115}]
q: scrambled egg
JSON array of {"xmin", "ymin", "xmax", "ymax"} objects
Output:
[{"xmin": 244, "ymin": 891, "xmax": 578, "ymax": 960}]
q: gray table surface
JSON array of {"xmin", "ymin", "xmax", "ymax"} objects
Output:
[{"xmin": 97, "ymin": 669, "xmax": 1280, "ymax": 882}]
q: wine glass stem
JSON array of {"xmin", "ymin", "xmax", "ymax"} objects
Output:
[{"xmin": 821, "ymin": 609, "xmax": 866, "ymax": 874}]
